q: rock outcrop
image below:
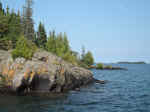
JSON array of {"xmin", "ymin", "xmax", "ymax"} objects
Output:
[{"xmin": 0, "ymin": 50, "xmax": 94, "ymax": 94}]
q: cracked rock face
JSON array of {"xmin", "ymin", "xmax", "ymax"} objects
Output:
[{"xmin": 0, "ymin": 50, "xmax": 94, "ymax": 94}]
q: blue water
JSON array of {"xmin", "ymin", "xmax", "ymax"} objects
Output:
[{"xmin": 0, "ymin": 64, "xmax": 150, "ymax": 112}]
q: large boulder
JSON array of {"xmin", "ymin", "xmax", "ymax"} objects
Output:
[{"xmin": 0, "ymin": 50, "xmax": 94, "ymax": 94}]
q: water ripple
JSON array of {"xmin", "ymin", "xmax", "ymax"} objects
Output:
[{"xmin": 1, "ymin": 64, "xmax": 150, "ymax": 112}]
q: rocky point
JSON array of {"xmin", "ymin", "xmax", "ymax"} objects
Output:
[{"xmin": 0, "ymin": 50, "xmax": 95, "ymax": 95}]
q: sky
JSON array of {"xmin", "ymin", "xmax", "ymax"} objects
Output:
[{"xmin": 1, "ymin": 0, "xmax": 150, "ymax": 63}]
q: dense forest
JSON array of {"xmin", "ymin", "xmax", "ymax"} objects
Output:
[{"xmin": 0, "ymin": 0, "xmax": 94, "ymax": 68}]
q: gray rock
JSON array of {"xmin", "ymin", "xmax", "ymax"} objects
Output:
[{"xmin": 0, "ymin": 50, "xmax": 94, "ymax": 94}]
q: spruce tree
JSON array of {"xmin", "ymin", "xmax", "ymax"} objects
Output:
[
  {"xmin": 81, "ymin": 46, "xmax": 85, "ymax": 62},
  {"xmin": 0, "ymin": 2, "xmax": 22, "ymax": 50},
  {"xmin": 0, "ymin": 2, "xmax": 4, "ymax": 15},
  {"xmin": 46, "ymin": 30, "xmax": 56, "ymax": 53},
  {"xmin": 22, "ymin": 0, "xmax": 35, "ymax": 41},
  {"xmin": 0, "ymin": 3, "xmax": 8, "ymax": 39},
  {"xmin": 83, "ymin": 51, "xmax": 94, "ymax": 66},
  {"xmin": 6, "ymin": 5, "xmax": 9, "ymax": 15},
  {"xmin": 0, "ymin": 2, "xmax": 2, "ymax": 13},
  {"xmin": 36, "ymin": 22, "xmax": 47, "ymax": 48},
  {"xmin": 56, "ymin": 32, "xmax": 65, "ymax": 57},
  {"xmin": 8, "ymin": 9, "xmax": 22, "ymax": 41},
  {"xmin": 63, "ymin": 32, "xmax": 70, "ymax": 53}
]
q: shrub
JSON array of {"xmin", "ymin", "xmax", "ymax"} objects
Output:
[
  {"xmin": 79, "ymin": 62, "xmax": 89, "ymax": 69},
  {"xmin": 0, "ymin": 74, "xmax": 7, "ymax": 87},
  {"xmin": 82, "ymin": 51, "xmax": 94, "ymax": 66},
  {"xmin": 11, "ymin": 36, "xmax": 37, "ymax": 59},
  {"xmin": 96, "ymin": 63, "xmax": 104, "ymax": 69},
  {"xmin": 105, "ymin": 65, "xmax": 113, "ymax": 69},
  {"xmin": 62, "ymin": 51, "xmax": 78, "ymax": 65}
]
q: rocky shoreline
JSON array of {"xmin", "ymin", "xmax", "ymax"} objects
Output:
[{"xmin": 0, "ymin": 50, "xmax": 104, "ymax": 95}]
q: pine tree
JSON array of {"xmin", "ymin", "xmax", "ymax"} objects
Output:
[
  {"xmin": 81, "ymin": 45, "xmax": 85, "ymax": 62},
  {"xmin": 0, "ymin": 2, "xmax": 5, "ymax": 15},
  {"xmin": 56, "ymin": 32, "xmax": 65, "ymax": 57},
  {"xmin": 0, "ymin": 2, "xmax": 2, "ymax": 13},
  {"xmin": 63, "ymin": 32, "xmax": 70, "ymax": 53},
  {"xmin": 46, "ymin": 30, "xmax": 56, "ymax": 53},
  {"xmin": 8, "ymin": 9, "xmax": 22, "ymax": 41},
  {"xmin": 0, "ymin": 1, "xmax": 5, "ymax": 15},
  {"xmin": 0, "ymin": 2, "xmax": 8, "ymax": 39},
  {"xmin": 22, "ymin": 0, "xmax": 35, "ymax": 41},
  {"xmin": 83, "ymin": 51, "xmax": 94, "ymax": 66},
  {"xmin": 0, "ymin": 1, "xmax": 22, "ymax": 50},
  {"xmin": 6, "ymin": 5, "xmax": 9, "ymax": 15},
  {"xmin": 36, "ymin": 22, "xmax": 47, "ymax": 48}
]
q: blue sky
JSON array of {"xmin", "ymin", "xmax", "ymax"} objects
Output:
[{"xmin": 1, "ymin": 0, "xmax": 150, "ymax": 63}]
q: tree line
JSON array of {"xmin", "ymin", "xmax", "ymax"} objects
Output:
[{"xmin": 0, "ymin": 0, "xmax": 94, "ymax": 68}]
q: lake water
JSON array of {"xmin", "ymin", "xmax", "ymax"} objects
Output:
[{"xmin": 0, "ymin": 64, "xmax": 150, "ymax": 112}]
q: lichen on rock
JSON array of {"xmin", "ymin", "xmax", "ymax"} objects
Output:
[{"xmin": 0, "ymin": 50, "xmax": 94, "ymax": 95}]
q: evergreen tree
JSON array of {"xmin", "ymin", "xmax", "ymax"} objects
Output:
[
  {"xmin": 0, "ymin": 2, "xmax": 8, "ymax": 39},
  {"xmin": 63, "ymin": 32, "xmax": 70, "ymax": 53},
  {"xmin": 0, "ymin": 2, "xmax": 22, "ymax": 50},
  {"xmin": 8, "ymin": 9, "xmax": 22, "ymax": 41},
  {"xmin": 6, "ymin": 5, "xmax": 9, "ymax": 15},
  {"xmin": 55, "ymin": 32, "xmax": 65, "ymax": 57},
  {"xmin": 22, "ymin": 0, "xmax": 35, "ymax": 41},
  {"xmin": 83, "ymin": 51, "xmax": 94, "ymax": 66},
  {"xmin": 46, "ymin": 31, "xmax": 78, "ymax": 65},
  {"xmin": 0, "ymin": 1, "xmax": 95, "ymax": 66},
  {"xmin": 0, "ymin": 15, "xmax": 9, "ymax": 38},
  {"xmin": 36, "ymin": 22, "xmax": 47, "ymax": 48},
  {"xmin": 79, "ymin": 46, "xmax": 95, "ymax": 67},
  {"xmin": 0, "ymin": 2, "xmax": 2, "ymax": 12},
  {"xmin": 81, "ymin": 45, "xmax": 85, "ymax": 62},
  {"xmin": 0, "ymin": 2, "xmax": 4, "ymax": 15},
  {"xmin": 46, "ymin": 30, "xmax": 56, "ymax": 53}
]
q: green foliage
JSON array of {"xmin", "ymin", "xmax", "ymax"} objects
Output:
[
  {"xmin": 81, "ymin": 46, "xmax": 85, "ymax": 60},
  {"xmin": 63, "ymin": 51, "xmax": 78, "ymax": 65},
  {"xmin": 0, "ymin": 2, "xmax": 5, "ymax": 15},
  {"xmin": 0, "ymin": 74, "xmax": 6, "ymax": 87},
  {"xmin": 0, "ymin": 74, "xmax": 13, "ymax": 86},
  {"xmin": 96, "ymin": 63, "xmax": 104, "ymax": 69},
  {"xmin": 36, "ymin": 22, "xmax": 47, "ymax": 48},
  {"xmin": 11, "ymin": 36, "xmax": 37, "ymax": 59},
  {"xmin": 8, "ymin": 11, "xmax": 22, "ymax": 40},
  {"xmin": 78, "ymin": 62, "xmax": 89, "ymax": 69},
  {"xmin": 79, "ymin": 46, "xmax": 95, "ymax": 67},
  {"xmin": 0, "ymin": 16, "xmax": 9, "ymax": 37},
  {"xmin": 105, "ymin": 65, "xmax": 113, "ymax": 69},
  {"xmin": 0, "ymin": 1, "xmax": 95, "ymax": 67},
  {"xmin": 0, "ymin": 2, "xmax": 22, "ymax": 50},
  {"xmin": 46, "ymin": 30, "xmax": 56, "ymax": 53},
  {"xmin": 46, "ymin": 31, "xmax": 78, "ymax": 65},
  {"xmin": 0, "ymin": 2, "xmax": 2, "ymax": 12},
  {"xmin": 81, "ymin": 51, "xmax": 94, "ymax": 66}
]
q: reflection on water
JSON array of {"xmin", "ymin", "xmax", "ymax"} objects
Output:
[{"xmin": 0, "ymin": 64, "xmax": 150, "ymax": 112}]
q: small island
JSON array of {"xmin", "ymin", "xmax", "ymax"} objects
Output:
[{"xmin": 89, "ymin": 63, "xmax": 127, "ymax": 70}]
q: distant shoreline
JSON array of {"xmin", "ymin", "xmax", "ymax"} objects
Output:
[{"xmin": 117, "ymin": 61, "xmax": 146, "ymax": 64}]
